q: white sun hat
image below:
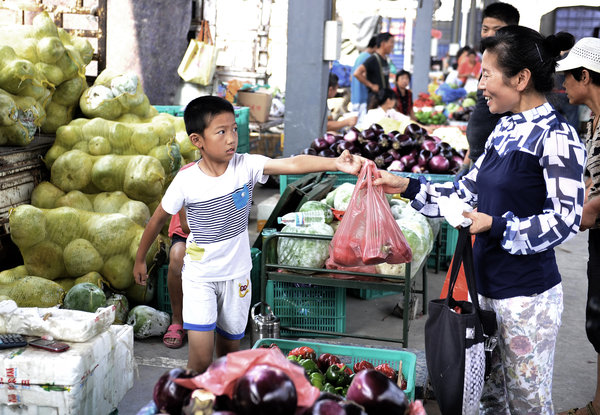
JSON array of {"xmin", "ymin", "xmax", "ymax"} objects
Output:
[{"xmin": 556, "ymin": 37, "xmax": 600, "ymax": 73}]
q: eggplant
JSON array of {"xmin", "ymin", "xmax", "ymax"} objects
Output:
[
  {"xmin": 437, "ymin": 141, "xmax": 452, "ymax": 152},
  {"xmin": 153, "ymin": 368, "xmax": 197, "ymax": 415},
  {"xmin": 329, "ymin": 141, "xmax": 341, "ymax": 154},
  {"xmin": 345, "ymin": 369, "xmax": 407, "ymax": 415},
  {"xmin": 318, "ymin": 149, "xmax": 336, "ymax": 158},
  {"xmin": 428, "ymin": 154, "xmax": 450, "ymax": 173},
  {"xmin": 341, "ymin": 401, "xmax": 368, "ymax": 415},
  {"xmin": 450, "ymin": 154, "xmax": 465, "ymax": 170},
  {"xmin": 417, "ymin": 149, "xmax": 432, "ymax": 167},
  {"xmin": 370, "ymin": 123, "xmax": 384, "ymax": 136},
  {"xmin": 362, "ymin": 127, "xmax": 376, "ymax": 142},
  {"xmin": 361, "ymin": 141, "xmax": 381, "ymax": 160},
  {"xmin": 440, "ymin": 148, "xmax": 454, "ymax": 159},
  {"xmin": 404, "ymin": 123, "xmax": 426, "ymax": 140},
  {"xmin": 302, "ymin": 147, "xmax": 317, "ymax": 155},
  {"xmin": 233, "ymin": 365, "xmax": 297, "ymax": 415},
  {"xmin": 306, "ymin": 399, "xmax": 346, "ymax": 415},
  {"xmin": 386, "ymin": 148, "xmax": 401, "ymax": 161},
  {"xmin": 214, "ymin": 394, "xmax": 236, "ymax": 411},
  {"xmin": 421, "ymin": 139, "xmax": 438, "ymax": 154},
  {"xmin": 344, "ymin": 127, "xmax": 361, "ymax": 143},
  {"xmin": 399, "ymin": 154, "xmax": 416, "ymax": 170},
  {"xmin": 337, "ymin": 140, "xmax": 356, "ymax": 155},
  {"xmin": 323, "ymin": 133, "xmax": 337, "ymax": 145},
  {"xmin": 411, "ymin": 164, "xmax": 425, "ymax": 174},
  {"xmin": 311, "ymin": 137, "xmax": 329, "ymax": 152},
  {"xmin": 377, "ymin": 134, "xmax": 390, "ymax": 151},
  {"xmin": 387, "ymin": 160, "xmax": 405, "ymax": 172},
  {"xmin": 374, "ymin": 155, "xmax": 387, "ymax": 169}
]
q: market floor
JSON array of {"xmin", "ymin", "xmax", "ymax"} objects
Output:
[{"xmin": 116, "ymin": 182, "xmax": 596, "ymax": 415}]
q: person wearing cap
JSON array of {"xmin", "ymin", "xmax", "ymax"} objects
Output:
[{"xmin": 557, "ymin": 36, "xmax": 600, "ymax": 415}]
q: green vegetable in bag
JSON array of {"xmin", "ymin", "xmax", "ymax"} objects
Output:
[{"xmin": 63, "ymin": 282, "xmax": 106, "ymax": 312}]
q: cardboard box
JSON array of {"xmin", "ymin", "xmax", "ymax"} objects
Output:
[
  {"xmin": 237, "ymin": 91, "xmax": 272, "ymax": 123},
  {"xmin": 0, "ymin": 325, "xmax": 134, "ymax": 414}
]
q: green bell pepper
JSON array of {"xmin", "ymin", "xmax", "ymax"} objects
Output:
[
  {"xmin": 299, "ymin": 358, "xmax": 320, "ymax": 375},
  {"xmin": 309, "ymin": 372, "xmax": 325, "ymax": 390},
  {"xmin": 325, "ymin": 364, "xmax": 350, "ymax": 387},
  {"xmin": 322, "ymin": 382, "xmax": 337, "ymax": 394}
]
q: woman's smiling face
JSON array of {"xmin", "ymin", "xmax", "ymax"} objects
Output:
[{"xmin": 479, "ymin": 50, "xmax": 520, "ymax": 114}]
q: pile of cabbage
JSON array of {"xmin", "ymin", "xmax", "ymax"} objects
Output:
[{"xmin": 0, "ymin": 12, "xmax": 93, "ymax": 144}]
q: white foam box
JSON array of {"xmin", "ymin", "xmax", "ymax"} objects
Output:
[
  {"xmin": 0, "ymin": 324, "xmax": 134, "ymax": 415},
  {"xmin": 256, "ymin": 193, "xmax": 281, "ymax": 232}
]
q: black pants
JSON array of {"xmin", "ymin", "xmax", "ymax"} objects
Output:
[{"xmin": 587, "ymin": 229, "xmax": 600, "ymax": 353}]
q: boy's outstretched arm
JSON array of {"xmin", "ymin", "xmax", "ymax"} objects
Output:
[
  {"xmin": 263, "ymin": 149, "xmax": 363, "ymax": 176},
  {"xmin": 133, "ymin": 203, "xmax": 171, "ymax": 286}
]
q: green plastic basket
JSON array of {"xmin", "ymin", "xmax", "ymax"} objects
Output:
[
  {"xmin": 266, "ymin": 281, "xmax": 346, "ymax": 337},
  {"xmin": 349, "ymin": 288, "xmax": 400, "ymax": 300},
  {"xmin": 427, "ymin": 220, "xmax": 459, "ymax": 269},
  {"xmin": 252, "ymin": 338, "xmax": 416, "ymax": 401},
  {"xmin": 157, "ymin": 264, "xmax": 171, "ymax": 314}
]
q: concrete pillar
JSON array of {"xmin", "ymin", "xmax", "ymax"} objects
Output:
[
  {"xmin": 106, "ymin": 0, "xmax": 192, "ymax": 105},
  {"xmin": 413, "ymin": 0, "xmax": 434, "ymax": 95},
  {"xmin": 283, "ymin": 0, "xmax": 332, "ymax": 157}
]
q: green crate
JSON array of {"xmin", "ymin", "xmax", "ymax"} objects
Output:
[
  {"xmin": 427, "ymin": 220, "xmax": 459, "ymax": 269},
  {"xmin": 349, "ymin": 288, "xmax": 399, "ymax": 300},
  {"xmin": 279, "ymin": 171, "xmax": 456, "ymax": 194},
  {"xmin": 157, "ymin": 264, "xmax": 171, "ymax": 314},
  {"xmin": 157, "ymin": 249, "xmax": 260, "ymax": 315},
  {"xmin": 154, "ymin": 105, "xmax": 250, "ymax": 154},
  {"xmin": 252, "ymin": 338, "xmax": 416, "ymax": 401},
  {"xmin": 266, "ymin": 281, "xmax": 346, "ymax": 337}
]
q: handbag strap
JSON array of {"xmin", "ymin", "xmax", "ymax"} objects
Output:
[
  {"xmin": 198, "ymin": 20, "xmax": 213, "ymax": 44},
  {"xmin": 443, "ymin": 226, "xmax": 482, "ymax": 310}
]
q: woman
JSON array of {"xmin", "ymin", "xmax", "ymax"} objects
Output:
[
  {"xmin": 375, "ymin": 26, "xmax": 584, "ymax": 414},
  {"xmin": 359, "ymin": 88, "xmax": 410, "ymax": 130},
  {"xmin": 394, "ymin": 70, "xmax": 414, "ymax": 119},
  {"xmin": 557, "ymin": 37, "xmax": 600, "ymax": 415}
]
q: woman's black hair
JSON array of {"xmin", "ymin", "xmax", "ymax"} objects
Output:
[
  {"xmin": 395, "ymin": 70, "xmax": 412, "ymax": 84},
  {"xmin": 369, "ymin": 88, "xmax": 396, "ymax": 109},
  {"xmin": 184, "ymin": 95, "xmax": 235, "ymax": 136},
  {"xmin": 480, "ymin": 26, "xmax": 575, "ymax": 93},
  {"xmin": 567, "ymin": 67, "xmax": 600, "ymax": 86}
]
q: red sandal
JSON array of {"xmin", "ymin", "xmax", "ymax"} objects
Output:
[{"xmin": 163, "ymin": 324, "xmax": 186, "ymax": 349}]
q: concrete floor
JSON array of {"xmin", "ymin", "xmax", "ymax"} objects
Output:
[{"xmin": 116, "ymin": 181, "xmax": 596, "ymax": 415}]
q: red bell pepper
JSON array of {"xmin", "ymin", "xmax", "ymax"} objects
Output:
[
  {"xmin": 333, "ymin": 363, "xmax": 353, "ymax": 376},
  {"xmin": 375, "ymin": 363, "xmax": 398, "ymax": 382},
  {"xmin": 317, "ymin": 353, "xmax": 341, "ymax": 373},
  {"xmin": 353, "ymin": 360, "xmax": 375, "ymax": 373},
  {"xmin": 288, "ymin": 346, "xmax": 316, "ymax": 361}
]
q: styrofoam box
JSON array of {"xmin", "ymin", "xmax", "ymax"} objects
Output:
[
  {"xmin": 256, "ymin": 193, "xmax": 280, "ymax": 232},
  {"xmin": 0, "ymin": 324, "xmax": 134, "ymax": 415}
]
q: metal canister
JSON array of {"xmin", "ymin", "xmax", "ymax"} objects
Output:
[{"xmin": 250, "ymin": 302, "xmax": 280, "ymax": 346}]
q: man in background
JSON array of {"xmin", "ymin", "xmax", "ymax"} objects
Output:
[
  {"xmin": 463, "ymin": 2, "xmax": 520, "ymax": 165},
  {"xmin": 353, "ymin": 32, "xmax": 395, "ymax": 110},
  {"xmin": 350, "ymin": 36, "xmax": 376, "ymax": 126}
]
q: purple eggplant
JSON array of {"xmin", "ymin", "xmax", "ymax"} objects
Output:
[
  {"xmin": 345, "ymin": 369, "xmax": 407, "ymax": 415},
  {"xmin": 341, "ymin": 401, "xmax": 368, "ymax": 415},
  {"xmin": 421, "ymin": 139, "xmax": 438, "ymax": 154},
  {"xmin": 337, "ymin": 140, "xmax": 356, "ymax": 155},
  {"xmin": 399, "ymin": 154, "xmax": 416, "ymax": 170},
  {"xmin": 361, "ymin": 141, "xmax": 381, "ymax": 159},
  {"xmin": 302, "ymin": 147, "xmax": 317, "ymax": 155},
  {"xmin": 153, "ymin": 368, "xmax": 197, "ymax": 415},
  {"xmin": 311, "ymin": 137, "xmax": 329, "ymax": 152},
  {"xmin": 323, "ymin": 133, "xmax": 338, "ymax": 145},
  {"xmin": 417, "ymin": 149, "xmax": 432, "ymax": 167},
  {"xmin": 370, "ymin": 123, "xmax": 384, "ymax": 136},
  {"xmin": 318, "ymin": 149, "xmax": 336, "ymax": 158},
  {"xmin": 329, "ymin": 141, "xmax": 341, "ymax": 154},
  {"xmin": 233, "ymin": 365, "xmax": 297, "ymax": 415},
  {"xmin": 450, "ymin": 154, "xmax": 464, "ymax": 170},
  {"xmin": 387, "ymin": 160, "xmax": 405, "ymax": 172},
  {"xmin": 386, "ymin": 148, "xmax": 401, "ymax": 161},
  {"xmin": 306, "ymin": 399, "xmax": 346, "ymax": 415},
  {"xmin": 362, "ymin": 127, "xmax": 376, "ymax": 142},
  {"xmin": 411, "ymin": 164, "xmax": 425, "ymax": 174},
  {"xmin": 428, "ymin": 154, "xmax": 451, "ymax": 173},
  {"xmin": 404, "ymin": 123, "xmax": 426, "ymax": 140},
  {"xmin": 377, "ymin": 134, "xmax": 391, "ymax": 151},
  {"xmin": 344, "ymin": 127, "xmax": 361, "ymax": 143},
  {"xmin": 374, "ymin": 155, "xmax": 387, "ymax": 169}
]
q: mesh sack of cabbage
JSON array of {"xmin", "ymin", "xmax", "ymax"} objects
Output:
[
  {"xmin": 8, "ymin": 204, "xmax": 165, "ymax": 292},
  {"xmin": 80, "ymin": 69, "xmax": 156, "ymax": 120},
  {"xmin": 0, "ymin": 89, "xmax": 46, "ymax": 146},
  {"xmin": 0, "ymin": 12, "xmax": 94, "ymax": 134}
]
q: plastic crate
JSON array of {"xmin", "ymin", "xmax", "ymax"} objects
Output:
[
  {"xmin": 279, "ymin": 171, "xmax": 455, "ymax": 194},
  {"xmin": 252, "ymin": 338, "xmax": 416, "ymax": 401},
  {"xmin": 157, "ymin": 264, "xmax": 171, "ymax": 314},
  {"xmin": 349, "ymin": 288, "xmax": 399, "ymax": 300},
  {"xmin": 266, "ymin": 281, "xmax": 346, "ymax": 337},
  {"xmin": 157, "ymin": 249, "xmax": 261, "ymax": 314},
  {"xmin": 427, "ymin": 220, "xmax": 459, "ymax": 269},
  {"xmin": 153, "ymin": 105, "xmax": 250, "ymax": 154}
]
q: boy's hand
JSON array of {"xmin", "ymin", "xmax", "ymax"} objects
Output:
[
  {"xmin": 373, "ymin": 170, "xmax": 410, "ymax": 194},
  {"xmin": 335, "ymin": 150, "xmax": 363, "ymax": 176},
  {"xmin": 133, "ymin": 261, "xmax": 148, "ymax": 286}
]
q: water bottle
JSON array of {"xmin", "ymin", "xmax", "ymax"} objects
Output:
[{"xmin": 277, "ymin": 211, "xmax": 326, "ymax": 226}]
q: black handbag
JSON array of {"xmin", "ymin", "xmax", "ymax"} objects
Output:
[{"xmin": 424, "ymin": 227, "xmax": 498, "ymax": 415}]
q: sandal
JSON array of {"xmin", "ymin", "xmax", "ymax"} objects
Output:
[
  {"xmin": 163, "ymin": 324, "xmax": 186, "ymax": 349},
  {"xmin": 560, "ymin": 402, "xmax": 599, "ymax": 415}
]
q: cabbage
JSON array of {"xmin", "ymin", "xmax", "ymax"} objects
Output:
[
  {"xmin": 127, "ymin": 305, "xmax": 170, "ymax": 339},
  {"xmin": 298, "ymin": 200, "xmax": 333, "ymax": 223},
  {"xmin": 332, "ymin": 182, "xmax": 355, "ymax": 211},
  {"xmin": 277, "ymin": 222, "xmax": 334, "ymax": 269}
]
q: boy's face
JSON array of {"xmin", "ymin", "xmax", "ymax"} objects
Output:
[
  {"xmin": 190, "ymin": 112, "xmax": 238, "ymax": 163},
  {"xmin": 481, "ymin": 17, "xmax": 507, "ymax": 38},
  {"xmin": 328, "ymin": 84, "xmax": 338, "ymax": 99}
]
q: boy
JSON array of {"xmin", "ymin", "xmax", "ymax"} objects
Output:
[
  {"xmin": 463, "ymin": 2, "xmax": 519, "ymax": 165},
  {"xmin": 133, "ymin": 95, "xmax": 361, "ymax": 372}
]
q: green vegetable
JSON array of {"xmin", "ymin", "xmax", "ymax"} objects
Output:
[
  {"xmin": 299, "ymin": 358, "xmax": 320, "ymax": 375},
  {"xmin": 322, "ymin": 383, "xmax": 337, "ymax": 394},
  {"xmin": 63, "ymin": 282, "xmax": 106, "ymax": 312},
  {"xmin": 106, "ymin": 293, "xmax": 129, "ymax": 324},
  {"xmin": 332, "ymin": 182, "xmax": 355, "ymax": 211},
  {"xmin": 309, "ymin": 372, "xmax": 325, "ymax": 390},
  {"xmin": 277, "ymin": 222, "xmax": 334, "ymax": 269},
  {"xmin": 126, "ymin": 305, "xmax": 171, "ymax": 339},
  {"xmin": 325, "ymin": 364, "xmax": 350, "ymax": 387},
  {"xmin": 299, "ymin": 201, "xmax": 333, "ymax": 223}
]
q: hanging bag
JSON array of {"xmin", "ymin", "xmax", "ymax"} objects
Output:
[
  {"xmin": 424, "ymin": 226, "xmax": 497, "ymax": 415},
  {"xmin": 328, "ymin": 160, "xmax": 412, "ymax": 267},
  {"xmin": 177, "ymin": 20, "xmax": 218, "ymax": 86}
]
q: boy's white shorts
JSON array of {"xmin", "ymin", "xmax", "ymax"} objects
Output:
[{"xmin": 181, "ymin": 274, "xmax": 252, "ymax": 340}]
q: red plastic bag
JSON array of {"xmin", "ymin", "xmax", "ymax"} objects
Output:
[
  {"xmin": 328, "ymin": 160, "xmax": 412, "ymax": 267},
  {"xmin": 175, "ymin": 348, "xmax": 320, "ymax": 408}
]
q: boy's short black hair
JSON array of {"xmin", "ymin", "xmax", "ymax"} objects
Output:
[
  {"xmin": 183, "ymin": 95, "xmax": 235, "ymax": 136},
  {"xmin": 376, "ymin": 32, "xmax": 393, "ymax": 47},
  {"xmin": 329, "ymin": 72, "xmax": 339, "ymax": 89},
  {"xmin": 482, "ymin": 2, "xmax": 520, "ymax": 26}
]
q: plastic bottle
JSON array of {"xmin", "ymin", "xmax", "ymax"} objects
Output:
[{"xmin": 277, "ymin": 211, "xmax": 326, "ymax": 226}]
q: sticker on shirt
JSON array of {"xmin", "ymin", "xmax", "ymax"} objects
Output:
[
  {"xmin": 238, "ymin": 279, "xmax": 250, "ymax": 298},
  {"xmin": 186, "ymin": 242, "xmax": 205, "ymax": 261},
  {"xmin": 232, "ymin": 184, "xmax": 250, "ymax": 210}
]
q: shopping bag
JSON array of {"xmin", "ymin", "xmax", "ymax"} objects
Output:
[
  {"xmin": 424, "ymin": 227, "xmax": 497, "ymax": 415},
  {"xmin": 177, "ymin": 21, "xmax": 218, "ymax": 86},
  {"xmin": 328, "ymin": 160, "xmax": 412, "ymax": 267}
]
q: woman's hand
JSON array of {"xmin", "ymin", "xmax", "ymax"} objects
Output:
[
  {"xmin": 463, "ymin": 210, "xmax": 492, "ymax": 233},
  {"xmin": 373, "ymin": 170, "xmax": 410, "ymax": 194},
  {"xmin": 335, "ymin": 150, "xmax": 363, "ymax": 176}
]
